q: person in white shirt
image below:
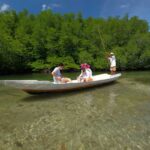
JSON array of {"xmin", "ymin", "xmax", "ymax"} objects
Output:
[
  {"xmin": 85, "ymin": 64, "xmax": 93, "ymax": 79},
  {"xmin": 51, "ymin": 63, "xmax": 71, "ymax": 83},
  {"xmin": 77, "ymin": 63, "xmax": 93, "ymax": 82},
  {"xmin": 108, "ymin": 52, "xmax": 116, "ymax": 75}
]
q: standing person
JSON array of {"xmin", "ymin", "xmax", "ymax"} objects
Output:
[
  {"xmin": 108, "ymin": 52, "xmax": 116, "ymax": 75},
  {"xmin": 51, "ymin": 63, "xmax": 71, "ymax": 83}
]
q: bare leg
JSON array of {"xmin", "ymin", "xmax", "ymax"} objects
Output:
[
  {"xmin": 61, "ymin": 78, "xmax": 72, "ymax": 83},
  {"xmin": 110, "ymin": 67, "xmax": 116, "ymax": 75}
]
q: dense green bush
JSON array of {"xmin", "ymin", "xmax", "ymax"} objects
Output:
[{"xmin": 0, "ymin": 10, "xmax": 150, "ymax": 74}]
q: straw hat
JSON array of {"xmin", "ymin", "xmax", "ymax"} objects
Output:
[{"xmin": 110, "ymin": 52, "xmax": 114, "ymax": 55}]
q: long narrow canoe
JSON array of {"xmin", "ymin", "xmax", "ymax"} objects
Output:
[{"xmin": 0, "ymin": 73, "xmax": 121, "ymax": 94}]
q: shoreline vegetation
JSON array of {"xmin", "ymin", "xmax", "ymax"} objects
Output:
[{"xmin": 0, "ymin": 9, "xmax": 150, "ymax": 75}]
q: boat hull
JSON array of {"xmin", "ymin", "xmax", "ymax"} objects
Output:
[
  {"xmin": 23, "ymin": 80, "xmax": 115, "ymax": 94},
  {"xmin": 1, "ymin": 73, "xmax": 121, "ymax": 94}
]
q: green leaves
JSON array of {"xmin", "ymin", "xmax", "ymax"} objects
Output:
[
  {"xmin": 0, "ymin": 10, "xmax": 150, "ymax": 74},
  {"xmin": 47, "ymin": 56, "xmax": 79, "ymax": 70}
]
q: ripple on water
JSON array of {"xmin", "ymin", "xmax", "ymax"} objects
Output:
[{"xmin": 0, "ymin": 75, "xmax": 150, "ymax": 149}]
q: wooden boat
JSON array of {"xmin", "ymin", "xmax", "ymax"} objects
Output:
[{"xmin": 1, "ymin": 73, "xmax": 121, "ymax": 94}]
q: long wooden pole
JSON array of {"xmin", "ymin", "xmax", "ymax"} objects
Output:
[{"xmin": 98, "ymin": 26, "xmax": 106, "ymax": 50}]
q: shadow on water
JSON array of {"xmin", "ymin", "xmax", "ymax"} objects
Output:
[{"xmin": 22, "ymin": 82, "xmax": 117, "ymax": 102}]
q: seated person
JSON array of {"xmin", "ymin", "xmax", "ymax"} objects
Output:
[
  {"xmin": 77, "ymin": 63, "xmax": 93, "ymax": 82},
  {"xmin": 51, "ymin": 63, "xmax": 71, "ymax": 83},
  {"xmin": 77, "ymin": 68, "xmax": 87, "ymax": 82},
  {"xmin": 85, "ymin": 64, "xmax": 93, "ymax": 82}
]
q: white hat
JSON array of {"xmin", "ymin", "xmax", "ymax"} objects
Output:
[{"xmin": 110, "ymin": 52, "xmax": 114, "ymax": 55}]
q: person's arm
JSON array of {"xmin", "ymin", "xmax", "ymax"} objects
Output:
[
  {"xmin": 51, "ymin": 69, "xmax": 57, "ymax": 77},
  {"xmin": 77, "ymin": 71, "xmax": 83, "ymax": 81},
  {"xmin": 108, "ymin": 56, "xmax": 112, "ymax": 63},
  {"xmin": 51, "ymin": 71, "xmax": 55, "ymax": 77}
]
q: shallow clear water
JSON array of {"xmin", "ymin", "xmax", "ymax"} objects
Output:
[{"xmin": 0, "ymin": 71, "xmax": 150, "ymax": 150}]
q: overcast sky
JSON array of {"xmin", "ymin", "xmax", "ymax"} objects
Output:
[{"xmin": 0, "ymin": 0, "xmax": 150, "ymax": 22}]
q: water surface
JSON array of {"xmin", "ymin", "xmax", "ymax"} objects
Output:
[{"xmin": 0, "ymin": 71, "xmax": 150, "ymax": 150}]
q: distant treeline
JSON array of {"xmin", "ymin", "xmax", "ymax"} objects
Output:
[{"xmin": 0, "ymin": 9, "xmax": 150, "ymax": 74}]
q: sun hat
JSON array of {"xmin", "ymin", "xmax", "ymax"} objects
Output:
[
  {"xmin": 80, "ymin": 64, "xmax": 86, "ymax": 69},
  {"xmin": 80, "ymin": 63, "xmax": 90, "ymax": 69},
  {"xmin": 85, "ymin": 64, "xmax": 90, "ymax": 68},
  {"xmin": 110, "ymin": 52, "xmax": 114, "ymax": 55}
]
